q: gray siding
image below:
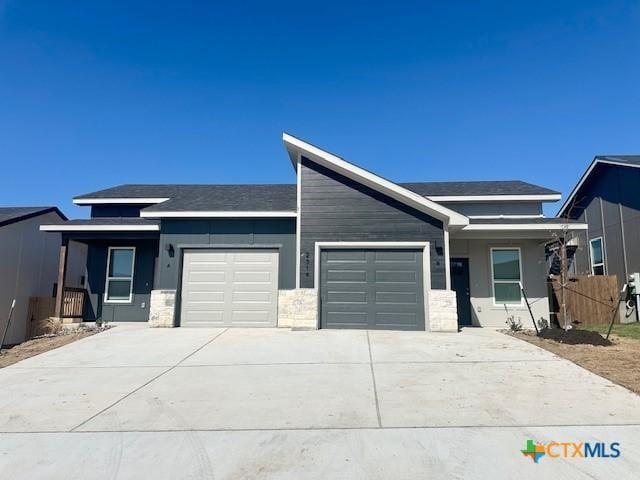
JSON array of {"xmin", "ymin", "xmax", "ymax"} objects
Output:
[
  {"xmin": 157, "ymin": 218, "xmax": 296, "ymax": 290},
  {"xmin": 300, "ymin": 157, "xmax": 446, "ymax": 289},
  {"xmin": 91, "ymin": 205, "xmax": 150, "ymax": 218},
  {"xmin": 440, "ymin": 201, "xmax": 543, "ymax": 217},
  {"xmin": 567, "ymin": 163, "xmax": 640, "ymax": 287},
  {"xmin": 84, "ymin": 239, "xmax": 158, "ymax": 322}
]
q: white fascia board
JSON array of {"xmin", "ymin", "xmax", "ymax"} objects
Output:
[
  {"xmin": 557, "ymin": 158, "xmax": 640, "ymax": 217},
  {"xmin": 40, "ymin": 224, "xmax": 160, "ymax": 232},
  {"xmin": 429, "ymin": 194, "xmax": 561, "ymax": 202},
  {"xmin": 282, "ymin": 133, "xmax": 469, "ymax": 227},
  {"xmin": 468, "ymin": 214, "xmax": 545, "ymax": 219},
  {"xmin": 462, "ymin": 223, "xmax": 588, "ymax": 231},
  {"xmin": 140, "ymin": 210, "xmax": 297, "ymax": 218},
  {"xmin": 73, "ymin": 198, "xmax": 170, "ymax": 205}
]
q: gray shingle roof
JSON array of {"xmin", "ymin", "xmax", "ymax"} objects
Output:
[
  {"xmin": 75, "ymin": 180, "xmax": 557, "ymax": 213},
  {"xmin": 400, "ymin": 180, "xmax": 559, "ymax": 197},
  {"xmin": 142, "ymin": 185, "xmax": 297, "ymax": 213},
  {"xmin": 59, "ymin": 218, "xmax": 159, "ymax": 226},
  {"xmin": 595, "ymin": 155, "xmax": 640, "ymax": 166},
  {"xmin": 0, "ymin": 207, "xmax": 65, "ymax": 227}
]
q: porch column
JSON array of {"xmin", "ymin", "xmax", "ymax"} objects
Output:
[{"xmin": 53, "ymin": 237, "xmax": 69, "ymax": 320}]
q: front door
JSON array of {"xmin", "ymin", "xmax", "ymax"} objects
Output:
[{"xmin": 450, "ymin": 258, "xmax": 472, "ymax": 327}]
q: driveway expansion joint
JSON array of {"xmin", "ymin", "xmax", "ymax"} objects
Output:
[
  {"xmin": 68, "ymin": 328, "xmax": 230, "ymax": 432},
  {"xmin": 366, "ymin": 330, "xmax": 383, "ymax": 428}
]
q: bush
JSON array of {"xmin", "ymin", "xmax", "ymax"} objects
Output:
[{"xmin": 506, "ymin": 316, "xmax": 523, "ymax": 332}]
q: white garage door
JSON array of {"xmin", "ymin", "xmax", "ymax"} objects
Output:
[{"xmin": 180, "ymin": 249, "xmax": 279, "ymax": 327}]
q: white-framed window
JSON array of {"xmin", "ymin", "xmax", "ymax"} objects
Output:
[
  {"xmin": 104, "ymin": 247, "xmax": 136, "ymax": 303},
  {"xmin": 490, "ymin": 247, "xmax": 523, "ymax": 305},
  {"xmin": 589, "ymin": 237, "xmax": 605, "ymax": 275}
]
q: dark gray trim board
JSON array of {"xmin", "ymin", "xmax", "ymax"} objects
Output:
[{"xmin": 299, "ymin": 156, "xmax": 446, "ymax": 289}]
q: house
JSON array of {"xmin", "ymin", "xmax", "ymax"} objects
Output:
[
  {"xmin": 0, "ymin": 207, "xmax": 86, "ymax": 345},
  {"xmin": 557, "ymin": 156, "xmax": 640, "ymax": 289},
  {"xmin": 40, "ymin": 134, "xmax": 586, "ymax": 331}
]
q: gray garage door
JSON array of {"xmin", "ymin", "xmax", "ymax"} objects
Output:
[
  {"xmin": 320, "ymin": 248, "xmax": 425, "ymax": 330},
  {"xmin": 180, "ymin": 249, "xmax": 279, "ymax": 327}
]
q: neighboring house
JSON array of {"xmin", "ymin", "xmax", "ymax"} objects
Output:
[
  {"xmin": 41, "ymin": 134, "xmax": 586, "ymax": 331},
  {"xmin": 557, "ymin": 155, "xmax": 640, "ymax": 289},
  {"xmin": 0, "ymin": 207, "xmax": 86, "ymax": 345}
]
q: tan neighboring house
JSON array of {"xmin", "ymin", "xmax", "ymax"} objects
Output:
[{"xmin": 0, "ymin": 207, "xmax": 86, "ymax": 346}]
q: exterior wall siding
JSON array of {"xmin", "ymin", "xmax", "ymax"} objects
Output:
[
  {"xmin": 566, "ymin": 163, "xmax": 640, "ymax": 288},
  {"xmin": 299, "ymin": 157, "xmax": 446, "ymax": 289},
  {"xmin": 157, "ymin": 218, "xmax": 296, "ymax": 290},
  {"xmin": 91, "ymin": 205, "xmax": 150, "ymax": 218},
  {"xmin": 84, "ymin": 239, "xmax": 158, "ymax": 322},
  {"xmin": 450, "ymin": 238, "xmax": 550, "ymax": 327},
  {"xmin": 0, "ymin": 212, "xmax": 84, "ymax": 345},
  {"xmin": 440, "ymin": 201, "xmax": 543, "ymax": 217}
]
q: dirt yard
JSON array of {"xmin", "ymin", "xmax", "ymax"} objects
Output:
[
  {"xmin": 0, "ymin": 330, "xmax": 97, "ymax": 368},
  {"xmin": 509, "ymin": 330, "xmax": 640, "ymax": 395}
]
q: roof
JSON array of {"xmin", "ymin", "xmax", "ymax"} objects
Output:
[
  {"xmin": 282, "ymin": 133, "xmax": 469, "ymax": 227},
  {"xmin": 400, "ymin": 180, "xmax": 559, "ymax": 197},
  {"xmin": 0, "ymin": 207, "xmax": 66, "ymax": 228},
  {"xmin": 557, "ymin": 155, "xmax": 640, "ymax": 217},
  {"xmin": 40, "ymin": 218, "xmax": 160, "ymax": 232}
]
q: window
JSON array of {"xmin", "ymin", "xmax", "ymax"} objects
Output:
[
  {"xmin": 590, "ymin": 237, "xmax": 605, "ymax": 275},
  {"xmin": 491, "ymin": 248, "xmax": 522, "ymax": 305},
  {"xmin": 105, "ymin": 247, "xmax": 135, "ymax": 303}
]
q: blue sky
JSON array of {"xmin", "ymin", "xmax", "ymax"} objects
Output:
[{"xmin": 1, "ymin": 1, "xmax": 639, "ymax": 218}]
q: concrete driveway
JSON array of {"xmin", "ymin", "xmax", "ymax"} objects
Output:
[{"xmin": 1, "ymin": 326, "xmax": 639, "ymax": 479}]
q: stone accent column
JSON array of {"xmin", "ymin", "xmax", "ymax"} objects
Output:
[
  {"xmin": 149, "ymin": 290, "xmax": 176, "ymax": 327},
  {"xmin": 278, "ymin": 289, "xmax": 318, "ymax": 329},
  {"xmin": 428, "ymin": 290, "xmax": 459, "ymax": 332}
]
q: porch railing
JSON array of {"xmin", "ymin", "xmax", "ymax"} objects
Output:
[{"xmin": 62, "ymin": 287, "xmax": 86, "ymax": 318}]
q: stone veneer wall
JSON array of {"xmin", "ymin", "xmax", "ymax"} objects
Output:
[
  {"xmin": 149, "ymin": 289, "xmax": 176, "ymax": 327},
  {"xmin": 428, "ymin": 290, "xmax": 458, "ymax": 332},
  {"xmin": 278, "ymin": 289, "xmax": 318, "ymax": 329}
]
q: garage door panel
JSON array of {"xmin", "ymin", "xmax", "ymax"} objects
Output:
[
  {"xmin": 180, "ymin": 249, "xmax": 278, "ymax": 327},
  {"xmin": 375, "ymin": 291, "xmax": 418, "ymax": 305},
  {"xmin": 326, "ymin": 269, "xmax": 367, "ymax": 282},
  {"xmin": 321, "ymin": 248, "xmax": 425, "ymax": 330},
  {"xmin": 374, "ymin": 250, "xmax": 418, "ymax": 262},
  {"xmin": 375, "ymin": 270, "xmax": 417, "ymax": 283},
  {"xmin": 326, "ymin": 291, "xmax": 368, "ymax": 304}
]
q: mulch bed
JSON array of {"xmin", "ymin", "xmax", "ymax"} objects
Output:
[{"xmin": 538, "ymin": 328, "xmax": 612, "ymax": 346}]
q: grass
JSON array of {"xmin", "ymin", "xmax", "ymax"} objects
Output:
[{"xmin": 582, "ymin": 322, "xmax": 640, "ymax": 339}]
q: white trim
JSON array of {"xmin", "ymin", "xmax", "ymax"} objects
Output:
[
  {"xmin": 589, "ymin": 236, "xmax": 606, "ymax": 275},
  {"xmin": 313, "ymin": 241, "xmax": 431, "ymax": 331},
  {"xmin": 467, "ymin": 214, "xmax": 545, "ymax": 219},
  {"xmin": 140, "ymin": 210, "xmax": 297, "ymax": 218},
  {"xmin": 104, "ymin": 246, "xmax": 136, "ymax": 304},
  {"xmin": 295, "ymin": 152, "xmax": 302, "ymax": 288},
  {"xmin": 490, "ymin": 247, "xmax": 524, "ymax": 307},
  {"xmin": 462, "ymin": 223, "xmax": 588, "ymax": 231},
  {"xmin": 444, "ymin": 226, "xmax": 451, "ymax": 290},
  {"xmin": 283, "ymin": 133, "xmax": 469, "ymax": 227},
  {"xmin": 429, "ymin": 194, "xmax": 561, "ymax": 202},
  {"xmin": 557, "ymin": 157, "xmax": 640, "ymax": 217},
  {"xmin": 40, "ymin": 224, "xmax": 160, "ymax": 232},
  {"xmin": 73, "ymin": 198, "xmax": 170, "ymax": 205}
]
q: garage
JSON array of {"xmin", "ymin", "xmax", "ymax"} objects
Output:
[
  {"xmin": 319, "ymin": 248, "xmax": 425, "ymax": 330},
  {"xmin": 179, "ymin": 249, "xmax": 279, "ymax": 327}
]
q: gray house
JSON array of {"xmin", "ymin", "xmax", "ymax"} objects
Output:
[
  {"xmin": 0, "ymin": 207, "xmax": 86, "ymax": 345},
  {"xmin": 557, "ymin": 155, "xmax": 640, "ymax": 288},
  {"xmin": 41, "ymin": 134, "xmax": 586, "ymax": 331}
]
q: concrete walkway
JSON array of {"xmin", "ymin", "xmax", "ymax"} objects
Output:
[{"xmin": 1, "ymin": 325, "xmax": 639, "ymax": 479}]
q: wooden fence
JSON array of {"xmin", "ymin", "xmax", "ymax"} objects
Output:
[
  {"xmin": 549, "ymin": 275, "xmax": 619, "ymax": 326},
  {"xmin": 26, "ymin": 288, "xmax": 86, "ymax": 339}
]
